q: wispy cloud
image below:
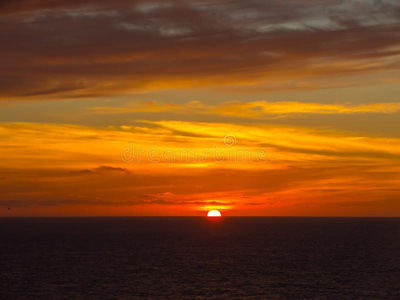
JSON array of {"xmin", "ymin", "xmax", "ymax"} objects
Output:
[{"xmin": 88, "ymin": 100, "xmax": 400, "ymax": 117}]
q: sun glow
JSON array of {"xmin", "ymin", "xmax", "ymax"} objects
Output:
[{"xmin": 207, "ymin": 210, "xmax": 222, "ymax": 217}]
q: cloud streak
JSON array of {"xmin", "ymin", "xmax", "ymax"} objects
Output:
[{"xmin": 89, "ymin": 100, "xmax": 400, "ymax": 117}]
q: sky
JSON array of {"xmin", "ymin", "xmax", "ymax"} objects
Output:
[{"xmin": 1, "ymin": 0, "xmax": 400, "ymax": 216}]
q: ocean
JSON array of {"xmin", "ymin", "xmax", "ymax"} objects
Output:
[{"xmin": 1, "ymin": 217, "xmax": 399, "ymax": 299}]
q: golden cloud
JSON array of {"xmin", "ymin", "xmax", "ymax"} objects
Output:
[
  {"xmin": 1, "ymin": 120, "xmax": 400, "ymax": 215},
  {"xmin": 88, "ymin": 101, "xmax": 400, "ymax": 117}
]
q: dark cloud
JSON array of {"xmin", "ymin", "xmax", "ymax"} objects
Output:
[
  {"xmin": 0, "ymin": 0, "xmax": 399, "ymax": 99},
  {"xmin": 95, "ymin": 165, "xmax": 131, "ymax": 174},
  {"xmin": 0, "ymin": 0, "xmax": 400, "ymax": 98},
  {"xmin": 72, "ymin": 165, "xmax": 131, "ymax": 174}
]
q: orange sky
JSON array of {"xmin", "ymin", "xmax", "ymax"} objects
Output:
[{"xmin": 1, "ymin": 0, "xmax": 400, "ymax": 216}]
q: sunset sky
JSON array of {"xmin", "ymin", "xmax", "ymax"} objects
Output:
[{"xmin": 1, "ymin": 0, "xmax": 400, "ymax": 216}]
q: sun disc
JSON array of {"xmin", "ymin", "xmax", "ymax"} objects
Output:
[{"xmin": 207, "ymin": 210, "xmax": 222, "ymax": 217}]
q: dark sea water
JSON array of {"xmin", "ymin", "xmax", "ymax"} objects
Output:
[{"xmin": 1, "ymin": 217, "xmax": 400, "ymax": 299}]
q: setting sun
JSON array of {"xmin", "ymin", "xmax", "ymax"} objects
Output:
[{"xmin": 207, "ymin": 210, "xmax": 222, "ymax": 217}]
